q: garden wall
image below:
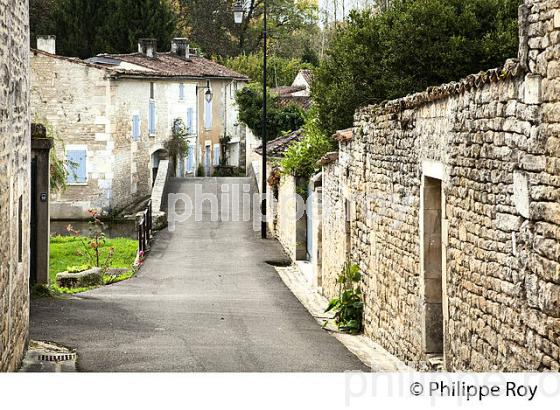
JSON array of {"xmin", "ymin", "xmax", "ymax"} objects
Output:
[{"xmin": 321, "ymin": 0, "xmax": 560, "ymax": 370}]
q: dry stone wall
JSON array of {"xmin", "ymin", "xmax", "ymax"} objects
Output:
[
  {"xmin": 322, "ymin": 0, "xmax": 560, "ymax": 370},
  {"xmin": 0, "ymin": 0, "xmax": 31, "ymax": 372}
]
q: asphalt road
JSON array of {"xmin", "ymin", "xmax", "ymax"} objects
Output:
[{"xmin": 30, "ymin": 177, "xmax": 368, "ymax": 372}]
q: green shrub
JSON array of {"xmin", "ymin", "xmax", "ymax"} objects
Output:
[
  {"xmin": 325, "ymin": 262, "xmax": 364, "ymax": 334},
  {"xmin": 280, "ymin": 110, "xmax": 336, "ymax": 179},
  {"xmin": 236, "ymin": 83, "xmax": 305, "ymax": 141}
]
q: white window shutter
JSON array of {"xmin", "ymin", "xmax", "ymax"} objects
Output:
[{"xmin": 187, "ymin": 107, "xmax": 193, "ymax": 133}]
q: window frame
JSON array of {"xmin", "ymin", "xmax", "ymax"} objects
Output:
[{"xmin": 65, "ymin": 145, "xmax": 88, "ymax": 185}]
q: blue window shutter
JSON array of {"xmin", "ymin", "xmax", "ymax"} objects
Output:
[
  {"xmin": 132, "ymin": 115, "xmax": 140, "ymax": 140},
  {"xmin": 214, "ymin": 145, "xmax": 220, "ymax": 166},
  {"xmin": 179, "ymin": 83, "xmax": 184, "ymax": 100},
  {"xmin": 205, "ymin": 99, "xmax": 212, "ymax": 129},
  {"xmin": 149, "ymin": 100, "xmax": 156, "ymax": 134},
  {"xmin": 66, "ymin": 150, "xmax": 87, "ymax": 183},
  {"xmin": 187, "ymin": 108, "xmax": 193, "ymax": 132},
  {"xmin": 187, "ymin": 144, "xmax": 195, "ymax": 172}
]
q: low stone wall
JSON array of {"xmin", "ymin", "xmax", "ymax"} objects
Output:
[
  {"xmin": 321, "ymin": 0, "xmax": 560, "ymax": 371},
  {"xmin": 0, "ymin": 0, "xmax": 30, "ymax": 372}
]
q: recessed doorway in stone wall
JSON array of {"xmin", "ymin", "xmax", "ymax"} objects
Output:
[{"xmin": 422, "ymin": 176, "xmax": 444, "ymax": 358}]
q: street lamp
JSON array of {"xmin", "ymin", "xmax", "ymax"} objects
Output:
[
  {"xmin": 205, "ymin": 88, "xmax": 213, "ymax": 103},
  {"xmin": 234, "ymin": 0, "xmax": 268, "ymax": 240},
  {"xmin": 233, "ymin": 1, "xmax": 244, "ymax": 24}
]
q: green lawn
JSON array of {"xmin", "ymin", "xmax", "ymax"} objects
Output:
[{"xmin": 49, "ymin": 236, "xmax": 138, "ymax": 293}]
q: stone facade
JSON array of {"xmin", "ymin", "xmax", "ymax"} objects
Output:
[
  {"xmin": 31, "ymin": 41, "xmax": 247, "ymax": 219},
  {"xmin": 320, "ymin": 0, "xmax": 560, "ymax": 371},
  {"xmin": 0, "ymin": 0, "xmax": 31, "ymax": 371}
]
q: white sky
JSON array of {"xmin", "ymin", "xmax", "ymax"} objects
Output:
[{"xmin": 318, "ymin": 0, "xmax": 378, "ymax": 22}]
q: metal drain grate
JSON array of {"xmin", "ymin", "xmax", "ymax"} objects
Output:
[{"xmin": 38, "ymin": 353, "xmax": 77, "ymax": 362}]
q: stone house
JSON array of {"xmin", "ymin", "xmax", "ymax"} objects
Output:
[
  {"xmin": 31, "ymin": 37, "xmax": 248, "ymax": 219},
  {"xmin": 0, "ymin": 0, "xmax": 31, "ymax": 371},
  {"xmin": 271, "ymin": 69, "xmax": 313, "ymax": 110},
  {"xmin": 317, "ymin": 0, "xmax": 560, "ymax": 371}
]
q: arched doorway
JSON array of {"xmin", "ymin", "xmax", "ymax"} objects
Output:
[{"xmin": 150, "ymin": 148, "xmax": 168, "ymax": 187}]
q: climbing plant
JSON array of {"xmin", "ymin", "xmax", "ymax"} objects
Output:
[
  {"xmin": 36, "ymin": 119, "xmax": 77, "ymax": 192},
  {"xmin": 165, "ymin": 118, "xmax": 190, "ymax": 176}
]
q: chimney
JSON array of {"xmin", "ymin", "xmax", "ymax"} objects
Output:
[
  {"xmin": 138, "ymin": 38, "xmax": 157, "ymax": 58},
  {"xmin": 171, "ymin": 38, "xmax": 189, "ymax": 58},
  {"xmin": 37, "ymin": 35, "xmax": 56, "ymax": 54}
]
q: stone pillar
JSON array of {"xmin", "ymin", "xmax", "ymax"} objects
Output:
[
  {"xmin": 312, "ymin": 187, "xmax": 323, "ymax": 288},
  {"xmin": 31, "ymin": 124, "xmax": 53, "ymax": 285}
]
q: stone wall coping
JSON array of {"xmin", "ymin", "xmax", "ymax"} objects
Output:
[
  {"xmin": 317, "ymin": 151, "xmax": 339, "ymax": 166},
  {"xmin": 332, "ymin": 128, "xmax": 353, "ymax": 142},
  {"xmin": 358, "ymin": 59, "xmax": 524, "ymax": 116}
]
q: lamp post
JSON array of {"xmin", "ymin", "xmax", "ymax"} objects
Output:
[{"xmin": 234, "ymin": 0, "xmax": 268, "ymax": 240}]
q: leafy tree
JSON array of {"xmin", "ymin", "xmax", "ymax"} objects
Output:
[
  {"xmin": 179, "ymin": 0, "xmax": 319, "ymax": 57},
  {"xmin": 34, "ymin": 0, "xmax": 176, "ymax": 58},
  {"xmin": 29, "ymin": 0, "xmax": 57, "ymax": 47},
  {"xmin": 236, "ymin": 83, "xmax": 305, "ymax": 140},
  {"xmin": 94, "ymin": 0, "xmax": 177, "ymax": 55},
  {"xmin": 222, "ymin": 53, "xmax": 314, "ymax": 87},
  {"xmin": 313, "ymin": 0, "xmax": 522, "ymax": 135}
]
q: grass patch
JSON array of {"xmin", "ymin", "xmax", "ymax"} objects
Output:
[{"xmin": 49, "ymin": 235, "xmax": 138, "ymax": 293}]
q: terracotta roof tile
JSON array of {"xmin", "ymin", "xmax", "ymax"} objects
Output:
[
  {"xmin": 100, "ymin": 52, "xmax": 249, "ymax": 80},
  {"xmin": 316, "ymin": 151, "xmax": 339, "ymax": 166},
  {"xmin": 255, "ymin": 129, "xmax": 304, "ymax": 158},
  {"xmin": 332, "ymin": 128, "xmax": 353, "ymax": 141}
]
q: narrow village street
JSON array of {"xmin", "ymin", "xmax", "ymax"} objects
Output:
[{"xmin": 30, "ymin": 177, "xmax": 368, "ymax": 372}]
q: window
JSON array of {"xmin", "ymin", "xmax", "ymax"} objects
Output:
[
  {"xmin": 187, "ymin": 143, "xmax": 195, "ymax": 173},
  {"xmin": 148, "ymin": 100, "xmax": 156, "ymax": 135},
  {"xmin": 150, "ymin": 82, "xmax": 155, "ymax": 99},
  {"xmin": 187, "ymin": 107, "xmax": 194, "ymax": 133},
  {"xmin": 204, "ymin": 98, "xmax": 213, "ymax": 129},
  {"xmin": 18, "ymin": 195, "xmax": 23, "ymax": 263},
  {"xmin": 66, "ymin": 149, "xmax": 87, "ymax": 183},
  {"xmin": 132, "ymin": 114, "xmax": 141, "ymax": 140},
  {"xmin": 213, "ymin": 144, "xmax": 220, "ymax": 166},
  {"xmin": 179, "ymin": 83, "xmax": 185, "ymax": 100}
]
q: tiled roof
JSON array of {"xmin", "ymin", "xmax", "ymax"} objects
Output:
[
  {"xmin": 271, "ymin": 85, "xmax": 307, "ymax": 97},
  {"xmin": 298, "ymin": 69, "xmax": 313, "ymax": 85},
  {"xmin": 254, "ymin": 129, "xmax": 304, "ymax": 158},
  {"xmin": 276, "ymin": 95, "xmax": 312, "ymax": 110},
  {"xmin": 97, "ymin": 52, "xmax": 249, "ymax": 80}
]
